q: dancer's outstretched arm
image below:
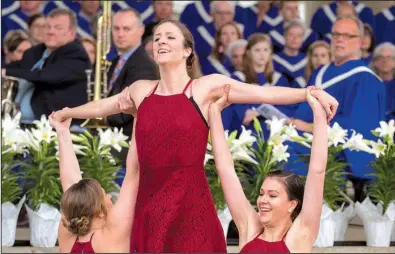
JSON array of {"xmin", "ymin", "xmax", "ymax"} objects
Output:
[
  {"xmin": 203, "ymin": 74, "xmax": 338, "ymax": 122},
  {"xmin": 49, "ymin": 114, "xmax": 82, "ymax": 192},
  {"xmin": 293, "ymin": 88, "xmax": 328, "ymax": 244},
  {"xmin": 106, "ymin": 118, "xmax": 139, "ymax": 244},
  {"xmin": 209, "ymin": 85, "xmax": 260, "ymax": 241}
]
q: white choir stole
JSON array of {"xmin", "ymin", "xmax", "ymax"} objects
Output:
[{"xmin": 255, "ymin": 104, "xmax": 290, "ymax": 120}]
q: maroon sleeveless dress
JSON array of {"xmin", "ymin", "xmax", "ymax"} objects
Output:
[
  {"xmin": 131, "ymin": 80, "xmax": 227, "ymax": 252},
  {"xmin": 240, "ymin": 230, "xmax": 290, "ymax": 253},
  {"xmin": 70, "ymin": 232, "xmax": 95, "ymax": 253}
]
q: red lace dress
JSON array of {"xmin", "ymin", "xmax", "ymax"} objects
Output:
[
  {"xmin": 130, "ymin": 80, "xmax": 227, "ymax": 252},
  {"xmin": 240, "ymin": 230, "xmax": 290, "ymax": 253},
  {"xmin": 70, "ymin": 232, "xmax": 95, "ymax": 253}
]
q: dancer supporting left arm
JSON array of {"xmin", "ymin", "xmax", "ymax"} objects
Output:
[{"xmin": 209, "ymin": 86, "xmax": 328, "ymax": 252}]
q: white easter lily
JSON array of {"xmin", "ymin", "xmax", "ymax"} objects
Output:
[
  {"xmin": 342, "ymin": 130, "xmax": 374, "ymax": 154},
  {"xmin": 270, "ymin": 144, "xmax": 290, "ymax": 164},
  {"xmin": 98, "ymin": 127, "xmax": 129, "ymax": 152},
  {"xmin": 265, "ymin": 116, "xmax": 287, "ymax": 138},
  {"xmin": 374, "ymin": 120, "xmax": 395, "ymax": 141},
  {"xmin": 230, "ymin": 126, "xmax": 256, "ymax": 152},
  {"xmin": 369, "ymin": 139, "xmax": 387, "ymax": 158},
  {"xmin": 328, "ymin": 122, "xmax": 348, "ymax": 147},
  {"xmin": 232, "ymin": 146, "xmax": 258, "ymax": 164},
  {"xmin": 204, "ymin": 153, "xmax": 214, "ymax": 165}
]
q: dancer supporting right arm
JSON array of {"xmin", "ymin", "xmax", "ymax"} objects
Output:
[
  {"xmin": 209, "ymin": 86, "xmax": 328, "ymax": 252},
  {"xmin": 51, "ymin": 113, "xmax": 139, "ymax": 253}
]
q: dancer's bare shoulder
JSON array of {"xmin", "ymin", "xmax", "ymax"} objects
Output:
[{"xmin": 128, "ymin": 79, "xmax": 159, "ymax": 110}]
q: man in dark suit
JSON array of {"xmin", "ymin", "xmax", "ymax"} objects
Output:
[
  {"xmin": 107, "ymin": 8, "xmax": 159, "ymax": 166},
  {"xmin": 2, "ymin": 8, "xmax": 90, "ymax": 124}
]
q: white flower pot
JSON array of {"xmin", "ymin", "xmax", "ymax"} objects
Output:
[
  {"xmin": 217, "ymin": 206, "xmax": 232, "ymax": 239},
  {"xmin": 333, "ymin": 204, "xmax": 355, "ymax": 241},
  {"xmin": 356, "ymin": 198, "xmax": 394, "ymax": 247},
  {"xmin": 314, "ymin": 203, "xmax": 335, "ymax": 247},
  {"xmin": 1, "ymin": 196, "xmax": 26, "ymax": 247},
  {"xmin": 25, "ymin": 203, "xmax": 61, "ymax": 247}
]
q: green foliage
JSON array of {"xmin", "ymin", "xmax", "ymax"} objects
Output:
[
  {"xmin": 22, "ymin": 140, "xmax": 61, "ymax": 211},
  {"xmin": 1, "ymin": 151, "xmax": 22, "ymax": 204},
  {"xmin": 74, "ymin": 130, "xmax": 120, "ymax": 194},
  {"xmin": 299, "ymin": 146, "xmax": 349, "ymax": 210},
  {"xmin": 368, "ymin": 144, "xmax": 395, "ymax": 215}
]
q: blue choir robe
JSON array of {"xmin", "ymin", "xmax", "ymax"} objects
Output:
[
  {"xmin": 200, "ymin": 55, "xmax": 234, "ymax": 76},
  {"xmin": 76, "ymin": 11, "xmax": 96, "ymax": 41},
  {"xmin": 1, "ymin": 7, "xmax": 47, "ymax": 38},
  {"xmin": 361, "ymin": 54, "xmax": 372, "ymax": 66},
  {"xmin": 384, "ymin": 79, "xmax": 395, "ymax": 122},
  {"xmin": 272, "ymin": 51, "xmax": 307, "ymax": 85},
  {"xmin": 43, "ymin": 1, "xmax": 81, "ymax": 15},
  {"xmin": 193, "ymin": 21, "xmax": 251, "ymax": 65},
  {"xmin": 179, "ymin": 1, "xmax": 246, "ymax": 35},
  {"xmin": 1, "ymin": 1, "xmax": 20, "ymax": 17},
  {"xmin": 243, "ymin": 5, "xmax": 281, "ymax": 36},
  {"xmin": 286, "ymin": 60, "xmax": 385, "ymax": 179},
  {"xmin": 311, "ymin": 1, "xmax": 375, "ymax": 39},
  {"xmin": 375, "ymin": 5, "xmax": 395, "ymax": 44},
  {"xmin": 112, "ymin": 0, "xmax": 154, "ymax": 24},
  {"xmin": 269, "ymin": 23, "xmax": 320, "ymax": 54},
  {"xmin": 230, "ymin": 71, "xmax": 295, "ymax": 139},
  {"xmin": 382, "ymin": 20, "xmax": 395, "ymax": 45}
]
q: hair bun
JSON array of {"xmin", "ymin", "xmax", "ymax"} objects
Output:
[{"xmin": 62, "ymin": 216, "xmax": 91, "ymax": 236}]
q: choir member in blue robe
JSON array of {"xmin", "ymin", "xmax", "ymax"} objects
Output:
[
  {"xmin": 361, "ymin": 24, "xmax": 375, "ymax": 66},
  {"xmin": 2, "ymin": 1, "xmax": 45, "ymax": 39},
  {"xmin": 112, "ymin": 0, "xmax": 154, "ymax": 25},
  {"xmin": 75, "ymin": 1, "xmax": 101, "ymax": 41},
  {"xmin": 272, "ymin": 20, "xmax": 307, "ymax": 87},
  {"xmin": 192, "ymin": 1, "xmax": 251, "ymax": 63},
  {"xmin": 311, "ymin": 1, "xmax": 375, "ymax": 39},
  {"xmin": 382, "ymin": 20, "xmax": 395, "ymax": 45},
  {"xmin": 370, "ymin": 42, "xmax": 395, "ymax": 122},
  {"xmin": 268, "ymin": 1, "xmax": 319, "ymax": 53},
  {"xmin": 242, "ymin": 1, "xmax": 281, "ymax": 35},
  {"xmin": 229, "ymin": 34, "xmax": 295, "ymax": 139},
  {"xmin": 200, "ymin": 21, "xmax": 242, "ymax": 75},
  {"xmin": 43, "ymin": 1, "xmax": 81, "ymax": 15},
  {"xmin": 374, "ymin": 5, "xmax": 395, "ymax": 44},
  {"xmin": 1, "ymin": 1, "xmax": 20, "ymax": 17},
  {"xmin": 304, "ymin": 40, "xmax": 332, "ymax": 83},
  {"xmin": 287, "ymin": 16, "xmax": 385, "ymax": 203},
  {"xmin": 179, "ymin": 1, "xmax": 246, "ymax": 35}
]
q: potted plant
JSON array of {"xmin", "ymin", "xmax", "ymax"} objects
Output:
[
  {"xmin": 294, "ymin": 123, "xmax": 355, "ymax": 247},
  {"xmin": 204, "ymin": 126, "xmax": 257, "ymax": 239},
  {"xmin": 343, "ymin": 120, "xmax": 395, "ymax": 247},
  {"xmin": 21, "ymin": 115, "xmax": 62, "ymax": 248},
  {"xmin": 1, "ymin": 113, "xmax": 28, "ymax": 247}
]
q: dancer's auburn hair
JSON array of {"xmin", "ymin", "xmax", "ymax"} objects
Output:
[{"xmin": 60, "ymin": 179, "xmax": 108, "ymax": 236}]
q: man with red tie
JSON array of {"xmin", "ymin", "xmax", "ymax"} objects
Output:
[{"xmin": 107, "ymin": 8, "xmax": 158, "ymax": 166}]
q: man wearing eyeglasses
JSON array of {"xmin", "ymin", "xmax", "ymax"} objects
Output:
[
  {"xmin": 286, "ymin": 15, "xmax": 385, "ymax": 202},
  {"xmin": 2, "ymin": 8, "xmax": 90, "ymax": 124}
]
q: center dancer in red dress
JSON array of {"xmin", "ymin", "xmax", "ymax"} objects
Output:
[{"xmin": 52, "ymin": 19, "xmax": 338, "ymax": 252}]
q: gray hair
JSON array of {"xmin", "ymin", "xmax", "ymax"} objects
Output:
[
  {"xmin": 210, "ymin": 1, "xmax": 235, "ymax": 15},
  {"xmin": 284, "ymin": 19, "xmax": 306, "ymax": 36},
  {"xmin": 370, "ymin": 42, "xmax": 395, "ymax": 74},
  {"xmin": 333, "ymin": 15, "xmax": 364, "ymax": 37},
  {"xmin": 225, "ymin": 39, "xmax": 248, "ymax": 59}
]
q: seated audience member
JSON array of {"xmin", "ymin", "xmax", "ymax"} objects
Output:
[
  {"xmin": 226, "ymin": 39, "xmax": 248, "ymax": 72},
  {"xmin": 311, "ymin": 0, "xmax": 375, "ymax": 39},
  {"xmin": 269, "ymin": 1, "xmax": 319, "ymax": 53},
  {"xmin": 3, "ymin": 30, "xmax": 32, "ymax": 64},
  {"xmin": 272, "ymin": 20, "xmax": 308, "ymax": 88},
  {"xmin": 200, "ymin": 21, "xmax": 242, "ymax": 76},
  {"xmin": 374, "ymin": 5, "xmax": 395, "ymax": 44},
  {"xmin": 27, "ymin": 13, "xmax": 46, "ymax": 45},
  {"xmin": 370, "ymin": 42, "xmax": 395, "ymax": 121},
  {"xmin": 361, "ymin": 23, "xmax": 375, "ymax": 65},
  {"xmin": 80, "ymin": 38, "xmax": 96, "ymax": 66},
  {"xmin": 305, "ymin": 41, "xmax": 332, "ymax": 82},
  {"xmin": 243, "ymin": 1, "xmax": 281, "ymax": 34},
  {"xmin": 2, "ymin": 9, "xmax": 91, "ymax": 124}
]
